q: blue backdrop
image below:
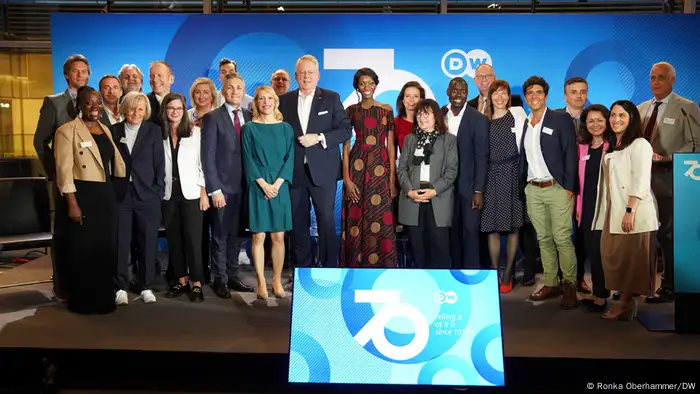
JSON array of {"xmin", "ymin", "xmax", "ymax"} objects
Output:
[{"xmin": 51, "ymin": 13, "xmax": 700, "ymax": 235}]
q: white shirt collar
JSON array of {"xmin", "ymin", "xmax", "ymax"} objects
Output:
[
  {"xmin": 653, "ymin": 93, "xmax": 672, "ymax": 105},
  {"xmin": 299, "ymin": 88, "xmax": 316, "ymax": 100},
  {"xmin": 447, "ymin": 103, "xmax": 466, "ymax": 117},
  {"xmin": 528, "ymin": 107, "xmax": 548, "ymax": 121}
]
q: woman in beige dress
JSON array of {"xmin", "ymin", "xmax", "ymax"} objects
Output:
[{"xmin": 592, "ymin": 100, "xmax": 659, "ymax": 321}]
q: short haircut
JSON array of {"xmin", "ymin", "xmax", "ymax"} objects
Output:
[
  {"xmin": 149, "ymin": 61, "xmax": 173, "ymax": 75},
  {"xmin": 485, "ymin": 80, "xmax": 511, "ymax": 121},
  {"xmin": 219, "ymin": 58, "xmax": 237, "ymax": 72},
  {"xmin": 119, "ymin": 91, "xmax": 152, "ymax": 121},
  {"xmin": 98, "ymin": 74, "xmax": 120, "ymax": 90},
  {"xmin": 189, "ymin": 77, "xmax": 217, "ymax": 109},
  {"xmin": 271, "ymin": 69, "xmax": 290, "ymax": 80},
  {"xmin": 414, "ymin": 99, "xmax": 448, "ymax": 134},
  {"xmin": 295, "ymin": 54, "xmax": 319, "ymax": 71},
  {"xmin": 63, "ymin": 54, "xmax": 90, "ymax": 76},
  {"xmin": 353, "ymin": 67, "xmax": 379, "ymax": 90},
  {"xmin": 522, "ymin": 75, "xmax": 550, "ymax": 96},
  {"xmin": 223, "ymin": 72, "xmax": 244, "ymax": 84},
  {"xmin": 76, "ymin": 86, "xmax": 98, "ymax": 110},
  {"xmin": 564, "ymin": 77, "xmax": 588, "ymax": 92}
]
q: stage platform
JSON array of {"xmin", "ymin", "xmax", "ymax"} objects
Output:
[{"xmin": 0, "ymin": 256, "xmax": 699, "ymax": 393}]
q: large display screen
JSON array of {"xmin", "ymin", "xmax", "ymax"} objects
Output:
[
  {"xmin": 674, "ymin": 153, "xmax": 700, "ymax": 294},
  {"xmin": 288, "ymin": 268, "xmax": 504, "ymax": 386}
]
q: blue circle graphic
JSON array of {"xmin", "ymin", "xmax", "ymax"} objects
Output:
[
  {"xmin": 296, "ymin": 268, "xmax": 344, "ymax": 299},
  {"xmin": 417, "ymin": 354, "xmax": 477, "ymax": 385},
  {"xmin": 451, "ymin": 269, "xmax": 492, "ymax": 285},
  {"xmin": 470, "ymin": 324, "xmax": 504, "ymax": 386},
  {"xmin": 340, "ymin": 269, "xmax": 470, "ymax": 364},
  {"xmin": 288, "ymin": 330, "xmax": 331, "ymax": 383}
]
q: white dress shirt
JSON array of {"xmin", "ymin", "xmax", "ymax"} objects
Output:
[
  {"xmin": 103, "ymin": 105, "xmax": 123, "ymax": 125},
  {"xmin": 297, "ymin": 89, "xmax": 327, "ymax": 163},
  {"xmin": 445, "ymin": 104, "xmax": 465, "ymax": 137},
  {"xmin": 524, "ymin": 108, "xmax": 554, "ymax": 182}
]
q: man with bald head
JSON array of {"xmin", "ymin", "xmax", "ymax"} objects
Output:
[
  {"xmin": 639, "ymin": 61, "xmax": 700, "ymax": 303},
  {"xmin": 271, "ymin": 69, "xmax": 291, "ymax": 96},
  {"xmin": 468, "ymin": 63, "xmax": 523, "ymax": 114}
]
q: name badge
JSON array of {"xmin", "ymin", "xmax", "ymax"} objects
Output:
[
  {"xmin": 663, "ymin": 117, "xmax": 675, "ymax": 125},
  {"xmin": 80, "ymin": 141, "xmax": 93, "ymax": 148},
  {"xmin": 582, "ymin": 155, "xmax": 591, "ymax": 161},
  {"xmin": 542, "ymin": 127, "xmax": 554, "ymax": 135},
  {"xmin": 120, "ymin": 137, "xmax": 128, "ymax": 143},
  {"xmin": 318, "ymin": 110, "xmax": 328, "ymax": 116},
  {"xmin": 511, "ymin": 127, "xmax": 518, "ymax": 133}
]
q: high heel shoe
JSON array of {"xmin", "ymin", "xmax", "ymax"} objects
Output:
[
  {"xmin": 601, "ymin": 299, "xmax": 637, "ymax": 321},
  {"xmin": 273, "ymin": 282, "xmax": 287, "ymax": 299}
]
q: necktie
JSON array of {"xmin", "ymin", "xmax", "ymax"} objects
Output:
[
  {"xmin": 480, "ymin": 99, "xmax": 487, "ymax": 114},
  {"xmin": 232, "ymin": 109, "xmax": 241, "ymax": 137},
  {"xmin": 644, "ymin": 101, "xmax": 662, "ymax": 141}
]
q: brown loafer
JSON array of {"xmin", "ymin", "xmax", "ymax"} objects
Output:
[
  {"xmin": 529, "ymin": 285, "xmax": 561, "ymax": 301},
  {"xmin": 560, "ymin": 280, "xmax": 578, "ymax": 310}
]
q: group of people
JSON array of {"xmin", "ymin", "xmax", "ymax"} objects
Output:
[{"xmin": 34, "ymin": 52, "xmax": 699, "ymax": 322}]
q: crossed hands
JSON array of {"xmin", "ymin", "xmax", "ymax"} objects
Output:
[
  {"xmin": 258, "ymin": 178, "xmax": 284, "ymax": 200},
  {"xmin": 407, "ymin": 189, "xmax": 437, "ymax": 203}
]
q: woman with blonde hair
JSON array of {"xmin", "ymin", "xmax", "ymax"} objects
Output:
[
  {"xmin": 241, "ymin": 86, "xmax": 295, "ymax": 300},
  {"xmin": 188, "ymin": 77, "xmax": 217, "ymax": 128}
]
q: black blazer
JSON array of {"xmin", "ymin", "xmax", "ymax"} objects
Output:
[
  {"xmin": 147, "ymin": 92, "xmax": 162, "ymax": 128},
  {"xmin": 110, "ymin": 120, "xmax": 165, "ymax": 203},
  {"xmin": 440, "ymin": 105, "xmax": 489, "ymax": 198},
  {"xmin": 278, "ymin": 88, "xmax": 352, "ymax": 187},
  {"xmin": 468, "ymin": 94, "xmax": 524, "ymax": 111},
  {"xmin": 200, "ymin": 105, "xmax": 252, "ymax": 195},
  {"xmin": 518, "ymin": 108, "xmax": 577, "ymax": 199}
]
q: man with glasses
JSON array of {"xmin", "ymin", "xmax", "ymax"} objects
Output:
[{"xmin": 271, "ymin": 69, "xmax": 291, "ymax": 96}]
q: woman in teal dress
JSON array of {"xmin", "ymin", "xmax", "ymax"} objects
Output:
[{"xmin": 242, "ymin": 86, "xmax": 294, "ymax": 300}]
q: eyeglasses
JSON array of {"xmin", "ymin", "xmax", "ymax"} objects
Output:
[
  {"xmin": 475, "ymin": 74, "xmax": 495, "ymax": 81},
  {"xmin": 273, "ymin": 77, "xmax": 289, "ymax": 82}
]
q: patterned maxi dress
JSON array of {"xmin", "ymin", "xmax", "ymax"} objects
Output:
[{"xmin": 340, "ymin": 104, "xmax": 397, "ymax": 267}]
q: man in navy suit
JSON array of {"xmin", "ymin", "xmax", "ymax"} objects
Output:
[
  {"xmin": 201, "ymin": 73, "xmax": 255, "ymax": 297},
  {"xmin": 278, "ymin": 54, "xmax": 352, "ymax": 268},
  {"xmin": 441, "ymin": 77, "xmax": 489, "ymax": 268},
  {"xmin": 518, "ymin": 76, "xmax": 578, "ymax": 309}
]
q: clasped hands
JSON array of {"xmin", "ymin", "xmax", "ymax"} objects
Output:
[
  {"xmin": 298, "ymin": 133, "xmax": 320, "ymax": 148},
  {"xmin": 407, "ymin": 189, "xmax": 437, "ymax": 203},
  {"xmin": 258, "ymin": 178, "xmax": 284, "ymax": 200}
]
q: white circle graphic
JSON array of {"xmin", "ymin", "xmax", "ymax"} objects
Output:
[{"xmin": 441, "ymin": 49, "xmax": 493, "ymax": 79}]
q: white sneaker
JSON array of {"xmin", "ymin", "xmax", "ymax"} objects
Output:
[
  {"xmin": 115, "ymin": 290, "xmax": 128, "ymax": 306},
  {"xmin": 141, "ymin": 289, "xmax": 156, "ymax": 304},
  {"xmin": 238, "ymin": 248, "xmax": 251, "ymax": 265}
]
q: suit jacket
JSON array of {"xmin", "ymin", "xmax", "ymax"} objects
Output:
[
  {"xmin": 468, "ymin": 94, "xmax": 524, "ymax": 113},
  {"xmin": 575, "ymin": 141, "xmax": 609, "ymax": 226},
  {"xmin": 110, "ymin": 120, "xmax": 165, "ymax": 202},
  {"xmin": 278, "ymin": 88, "xmax": 352, "ymax": 187},
  {"xmin": 54, "ymin": 117, "xmax": 126, "ymax": 195},
  {"xmin": 33, "ymin": 89, "xmax": 78, "ymax": 180},
  {"xmin": 200, "ymin": 105, "xmax": 252, "ymax": 195},
  {"xmin": 164, "ymin": 126, "xmax": 205, "ymax": 201},
  {"xmin": 440, "ymin": 105, "xmax": 489, "ymax": 198},
  {"xmin": 147, "ymin": 92, "xmax": 162, "ymax": 128},
  {"xmin": 592, "ymin": 138, "xmax": 659, "ymax": 234},
  {"xmin": 638, "ymin": 92, "xmax": 700, "ymax": 198},
  {"xmin": 518, "ymin": 108, "xmax": 578, "ymax": 199},
  {"xmin": 397, "ymin": 132, "xmax": 459, "ymax": 227}
]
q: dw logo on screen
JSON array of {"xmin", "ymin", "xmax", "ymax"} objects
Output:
[{"xmin": 441, "ymin": 49, "xmax": 492, "ymax": 79}]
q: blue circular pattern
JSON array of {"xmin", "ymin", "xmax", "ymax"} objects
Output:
[
  {"xmin": 288, "ymin": 330, "xmax": 331, "ymax": 383},
  {"xmin": 470, "ymin": 324, "xmax": 504, "ymax": 386},
  {"xmin": 417, "ymin": 354, "xmax": 476, "ymax": 385},
  {"xmin": 340, "ymin": 269, "xmax": 470, "ymax": 364},
  {"xmin": 450, "ymin": 269, "xmax": 492, "ymax": 285},
  {"xmin": 296, "ymin": 268, "xmax": 344, "ymax": 299},
  {"xmin": 565, "ymin": 40, "xmax": 650, "ymax": 106}
]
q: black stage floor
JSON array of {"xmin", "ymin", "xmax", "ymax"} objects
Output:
[{"xmin": 0, "ymin": 256, "xmax": 699, "ymax": 393}]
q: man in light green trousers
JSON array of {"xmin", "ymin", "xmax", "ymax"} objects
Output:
[{"xmin": 518, "ymin": 76, "xmax": 579, "ymax": 310}]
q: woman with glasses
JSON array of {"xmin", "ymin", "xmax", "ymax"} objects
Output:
[
  {"xmin": 161, "ymin": 93, "xmax": 209, "ymax": 302},
  {"xmin": 397, "ymin": 99, "xmax": 458, "ymax": 268}
]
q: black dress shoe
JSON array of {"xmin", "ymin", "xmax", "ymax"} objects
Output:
[
  {"xmin": 212, "ymin": 283, "xmax": 231, "ymax": 299},
  {"xmin": 581, "ymin": 299, "xmax": 607, "ymax": 312},
  {"xmin": 228, "ymin": 277, "xmax": 255, "ymax": 293},
  {"xmin": 521, "ymin": 278, "xmax": 536, "ymax": 287},
  {"xmin": 645, "ymin": 287, "xmax": 674, "ymax": 303},
  {"xmin": 188, "ymin": 286, "xmax": 204, "ymax": 303},
  {"xmin": 164, "ymin": 283, "xmax": 188, "ymax": 298}
]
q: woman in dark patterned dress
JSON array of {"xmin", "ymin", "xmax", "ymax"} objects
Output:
[
  {"xmin": 479, "ymin": 80, "xmax": 528, "ymax": 292},
  {"xmin": 340, "ymin": 68, "xmax": 398, "ymax": 267}
]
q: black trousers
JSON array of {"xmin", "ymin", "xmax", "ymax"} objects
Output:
[
  {"xmin": 656, "ymin": 195, "xmax": 674, "ymax": 291},
  {"xmin": 450, "ymin": 196, "xmax": 483, "ymax": 269},
  {"xmin": 520, "ymin": 221, "xmax": 540, "ymax": 281},
  {"xmin": 581, "ymin": 225, "xmax": 609, "ymax": 299},
  {"xmin": 574, "ymin": 222, "xmax": 586, "ymax": 282},
  {"xmin": 201, "ymin": 206, "xmax": 213, "ymax": 283},
  {"xmin": 210, "ymin": 192, "xmax": 242, "ymax": 284},
  {"xmin": 116, "ymin": 186, "xmax": 161, "ymax": 291},
  {"xmin": 49, "ymin": 183, "xmax": 67, "ymax": 298},
  {"xmin": 407, "ymin": 202, "xmax": 451, "ymax": 269},
  {"xmin": 163, "ymin": 199, "xmax": 204, "ymax": 283},
  {"xmin": 290, "ymin": 166, "xmax": 338, "ymax": 268}
]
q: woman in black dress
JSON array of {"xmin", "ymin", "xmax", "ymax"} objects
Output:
[{"xmin": 53, "ymin": 86, "xmax": 126, "ymax": 314}]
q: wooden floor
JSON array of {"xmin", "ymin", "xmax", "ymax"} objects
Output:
[{"xmin": 0, "ymin": 255, "xmax": 698, "ymax": 360}]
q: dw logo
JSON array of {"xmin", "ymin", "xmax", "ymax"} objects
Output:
[
  {"xmin": 441, "ymin": 49, "xmax": 492, "ymax": 79},
  {"xmin": 434, "ymin": 290, "xmax": 458, "ymax": 304},
  {"xmin": 684, "ymin": 160, "xmax": 700, "ymax": 181}
]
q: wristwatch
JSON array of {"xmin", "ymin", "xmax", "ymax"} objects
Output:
[{"xmin": 625, "ymin": 207, "xmax": 634, "ymax": 213}]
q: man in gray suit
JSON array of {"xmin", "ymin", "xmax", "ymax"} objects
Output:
[
  {"xmin": 639, "ymin": 61, "xmax": 700, "ymax": 303},
  {"xmin": 33, "ymin": 54, "xmax": 91, "ymax": 301}
]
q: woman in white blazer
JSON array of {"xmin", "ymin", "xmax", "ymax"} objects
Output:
[
  {"xmin": 592, "ymin": 100, "xmax": 659, "ymax": 321},
  {"xmin": 479, "ymin": 80, "xmax": 528, "ymax": 293},
  {"xmin": 160, "ymin": 93, "xmax": 210, "ymax": 302}
]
